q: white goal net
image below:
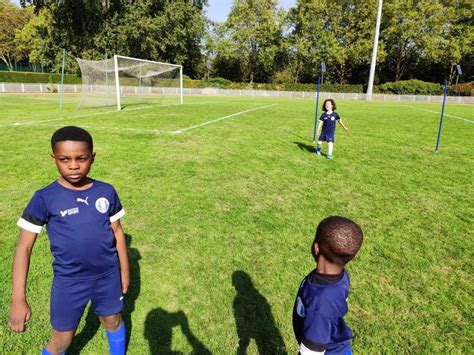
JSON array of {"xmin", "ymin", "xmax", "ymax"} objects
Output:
[{"xmin": 76, "ymin": 55, "xmax": 183, "ymax": 110}]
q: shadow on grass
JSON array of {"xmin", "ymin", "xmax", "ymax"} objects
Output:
[
  {"xmin": 68, "ymin": 234, "xmax": 141, "ymax": 354},
  {"xmin": 232, "ymin": 270, "xmax": 286, "ymax": 354},
  {"xmin": 294, "ymin": 141, "xmax": 317, "ymax": 154},
  {"xmin": 144, "ymin": 308, "xmax": 211, "ymax": 354}
]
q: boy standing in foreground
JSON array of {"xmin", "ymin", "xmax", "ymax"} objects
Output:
[
  {"xmin": 9, "ymin": 126, "xmax": 129, "ymax": 355},
  {"xmin": 293, "ymin": 216, "xmax": 363, "ymax": 354}
]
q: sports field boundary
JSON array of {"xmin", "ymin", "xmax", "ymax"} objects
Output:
[
  {"xmin": 2, "ymin": 82, "xmax": 474, "ymax": 104},
  {"xmin": 404, "ymin": 105, "xmax": 474, "ymax": 124}
]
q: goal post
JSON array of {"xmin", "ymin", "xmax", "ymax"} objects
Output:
[{"xmin": 76, "ymin": 55, "xmax": 183, "ymax": 111}]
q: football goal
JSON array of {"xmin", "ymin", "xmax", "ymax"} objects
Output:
[{"xmin": 76, "ymin": 55, "xmax": 183, "ymax": 111}]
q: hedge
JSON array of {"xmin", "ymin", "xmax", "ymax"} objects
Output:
[
  {"xmin": 0, "ymin": 71, "xmax": 81, "ymax": 84},
  {"xmin": 378, "ymin": 79, "xmax": 444, "ymax": 95},
  {"xmin": 1, "ymin": 71, "xmax": 471, "ymax": 96}
]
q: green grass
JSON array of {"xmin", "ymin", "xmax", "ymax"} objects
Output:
[{"xmin": 0, "ymin": 93, "xmax": 473, "ymax": 353}]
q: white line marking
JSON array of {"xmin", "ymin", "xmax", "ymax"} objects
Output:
[
  {"xmin": 0, "ymin": 101, "xmax": 242, "ymax": 129},
  {"xmin": 173, "ymin": 104, "xmax": 277, "ymax": 133},
  {"xmin": 404, "ymin": 105, "xmax": 474, "ymax": 124}
]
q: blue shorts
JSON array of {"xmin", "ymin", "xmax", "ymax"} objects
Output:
[
  {"xmin": 319, "ymin": 132, "xmax": 335, "ymax": 142},
  {"xmin": 50, "ymin": 270, "xmax": 123, "ymax": 331}
]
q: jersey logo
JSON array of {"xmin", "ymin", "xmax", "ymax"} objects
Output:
[
  {"xmin": 95, "ymin": 197, "xmax": 110, "ymax": 214},
  {"xmin": 77, "ymin": 197, "xmax": 89, "ymax": 206},
  {"xmin": 296, "ymin": 296, "xmax": 306, "ymax": 317},
  {"xmin": 60, "ymin": 207, "xmax": 79, "ymax": 217},
  {"xmin": 331, "ymin": 116, "xmax": 335, "ymax": 121}
]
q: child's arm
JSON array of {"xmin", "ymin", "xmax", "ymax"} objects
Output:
[
  {"xmin": 9, "ymin": 229, "xmax": 38, "ymax": 332},
  {"xmin": 112, "ymin": 220, "xmax": 130, "ymax": 294},
  {"xmin": 338, "ymin": 119, "xmax": 349, "ymax": 132},
  {"xmin": 316, "ymin": 120, "xmax": 323, "ymax": 138}
]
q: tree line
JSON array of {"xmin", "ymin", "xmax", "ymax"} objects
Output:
[{"xmin": 1, "ymin": 0, "xmax": 472, "ymax": 85}]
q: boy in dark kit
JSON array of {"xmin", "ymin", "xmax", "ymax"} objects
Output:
[
  {"xmin": 8, "ymin": 126, "xmax": 129, "ymax": 355},
  {"xmin": 293, "ymin": 216, "xmax": 363, "ymax": 355}
]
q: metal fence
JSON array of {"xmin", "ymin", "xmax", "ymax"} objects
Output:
[{"xmin": 1, "ymin": 82, "xmax": 473, "ymax": 104}]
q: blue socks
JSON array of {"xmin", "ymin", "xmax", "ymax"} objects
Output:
[
  {"xmin": 42, "ymin": 347, "xmax": 65, "ymax": 355},
  {"xmin": 106, "ymin": 321, "xmax": 126, "ymax": 355}
]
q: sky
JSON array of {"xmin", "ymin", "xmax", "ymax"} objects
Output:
[
  {"xmin": 206, "ymin": 0, "xmax": 295, "ymax": 22},
  {"xmin": 11, "ymin": 0, "xmax": 296, "ymax": 23}
]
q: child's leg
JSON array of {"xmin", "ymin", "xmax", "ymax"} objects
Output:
[
  {"xmin": 316, "ymin": 140, "xmax": 323, "ymax": 155},
  {"xmin": 100, "ymin": 313, "xmax": 125, "ymax": 355},
  {"xmin": 43, "ymin": 329, "xmax": 75, "ymax": 354},
  {"xmin": 328, "ymin": 142, "xmax": 334, "ymax": 156},
  {"xmin": 92, "ymin": 270, "xmax": 125, "ymax": 354}
]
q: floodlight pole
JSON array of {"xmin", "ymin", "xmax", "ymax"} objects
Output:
[
  {"xmin": 114, "ymin": 55, "xmax": 121, "ymax": 111},
  {"xmin": 60, "ymin": 48, "xmax": 66, "ymax": 111},
  {"xmin": 179, "ymin": 65, "xmax": 183, "ymax": 105},
  {"xmin": 367, "ymin": 0, "xmax": 383, "ymax": 100}
]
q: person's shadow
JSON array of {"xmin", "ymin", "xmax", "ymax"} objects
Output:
[
  {"xmin": 294, "ymin": 141, "xmax": 317, "ymax": 154},
  {"xmin": 68, "ymin": 234, "xmax": 141, "ymax": 353},
  {"xmin": 232, "ymin": 270, "xmax": 286, "ymax": 354},
  {"xmin": 144, "ymin": 308, "xmax": 211, "ymax": 354}
]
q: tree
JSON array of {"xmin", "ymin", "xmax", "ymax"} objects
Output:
[
  {"xmin": 0, "ymin": 0, "xmax": 30, "ymax": 70},
  {"xmin": 14, "ymin": 7, "xmax": 54, "ymax": 71},
  {"xmin": 429, "ymin": 0, "xmax": 474, "ymax": 83},
  {"xmin": 215, "ymin": 0, "xmax": 285, "ymax": 83},
  {"xmin": 286, "ymin": 0, "xmax": 379, "ymax": 84}
]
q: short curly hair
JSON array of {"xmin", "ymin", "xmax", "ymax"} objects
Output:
[
  {"xmin": 51, "ymin": 126, "xmax": 93, "ymax": 152},
  {"xmin": 312, "ymin": 216, "xmax": 363, "ymax": 266}
]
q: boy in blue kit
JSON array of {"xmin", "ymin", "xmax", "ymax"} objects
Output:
[
  {"xmin": 8, "ymin": 126, "xmax": 129, "ymax": 355},
  {"xmin": 315, "ymin": 99, "xmax": 348, "ymax": 159},
  {"xmin": 293, "ymin": 216, "xmax": 363, "ymax": 355}
]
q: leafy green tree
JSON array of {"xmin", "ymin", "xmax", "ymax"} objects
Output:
[
  {"xmin": 0, "ymin": 0, "xmax": 30, "ymax": 70},
  {"xmin": 14, "ymin": 7, "xmax": 54, "ymax": 71},
  {"xmin": 215, "ymin": 0, "xmax": 285, "ymax": 83},
  {"xmin": 429, "ymin": 0, "xmax": 473, "ymax": 83},
  {"xmin": 285, "ymin": 0, "xmax": 379, "ymax": 84},
  {"xmin": 380, "ymin": 0, "xmax": 445, "ymax": 82}
]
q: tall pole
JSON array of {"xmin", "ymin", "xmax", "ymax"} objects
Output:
[
  {"xmin": 435, "ymin": 80, "xmax": 448, "ymax": 153},
  {"xmin": 114, "ymin": 55, "xmax": 121, "ymax": 111},
  {"xmin": 313, "ymin": 76, "xmax": 321, "ymax": 142},
  {"xmin": 367, "ymin": 0, "xmax": 383, "ymax": 100},
  {"xmin": 179, "ymin": 66, "xmax": 183, "ymax": 105},
  {"xmin": 60, "ymin": 48, "xmax": 66, "ymax": 111}
]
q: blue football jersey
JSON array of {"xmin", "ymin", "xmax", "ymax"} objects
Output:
[
  {"xmin": 293, "ymin": 270, "xmax": 352, "ymax": 354},
  {"xmin": 17, "ymin": 180, "xmax": 125, "ymax": 280},
  {"xmin": 319, "ymin": 112, "xmax": 340, "ymax": 135}
]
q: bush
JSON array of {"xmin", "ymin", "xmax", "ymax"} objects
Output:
[
  {"xmin": 378, "ymin": 79, "xmax": 444, "ymax": 95},
  {"xmin": 448, "ymin": 82, "xmax": 473, "ymax": 96},
  {"xmin": 0, "ymin": 71, "xmax": 81, "ymax": 84}
]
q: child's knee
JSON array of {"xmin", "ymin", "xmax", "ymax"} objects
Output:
[
  {"xmin": 100, "ymin": 313, "xmax": 122, "ymax": 331},
  {"xmin": 48, "ymin": 330, "xmax": 75, "ymax": 353}
]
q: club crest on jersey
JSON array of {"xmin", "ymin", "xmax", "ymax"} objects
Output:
[
  {"xmin": 331, "ymin": 116, "xmax": 335, "ymax": 120},
  {"xmin": 95, "ymin": 197, "xmax": 110, "ymax": 214},
  {"xmin": 296, "ymin": 296, "xmax": 306, "ymax": 317}
]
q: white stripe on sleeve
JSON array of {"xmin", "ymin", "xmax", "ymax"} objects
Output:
[
  {"xmin": 300, "ymin": 342, "xmax": 325, "ymax": 355},
  {"xmin": 110, "ymin": 208, "xmax": 125, "ymax": 223},
  {"xmin": 17, "ymin": 218, "xmax": 43, "ymax": 234}
]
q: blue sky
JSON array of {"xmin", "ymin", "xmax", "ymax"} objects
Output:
[
  {"xmin": 11, "ymin": 0, "xmax": 296, "ymax": 23},
  {"xmin": 207, "ymin": 0, "xmax": 295, "ymax": 22}
]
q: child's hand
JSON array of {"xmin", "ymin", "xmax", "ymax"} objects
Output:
[
  {"xmin": 344, "ymin": 127, "xmax": 349, "ymax": 132},
  {"xmin": 8, "ymin": 300, "xmax": 31, "ymax": 332}
]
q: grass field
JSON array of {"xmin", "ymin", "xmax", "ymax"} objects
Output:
[{"xmin": 0, "ymin": 93, "xmax": 472, "ymax": 354}]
